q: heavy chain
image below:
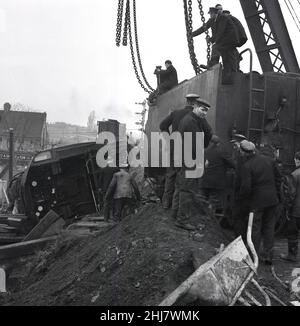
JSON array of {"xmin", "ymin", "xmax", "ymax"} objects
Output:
[
  {"xmin": 197, "ymin": 0, "xmax": 211, "ymax": 63},
  {"xmin": 133, "ymin": 0, "xmax": 155, "ymax": 92},
  {"xmin": 122, "ymin": 0, "xmax": 130, "ymax": 46},
  {"xmin": 184, "ymin": 0, "xmax": 201, "ymax": 75},
  {"xmin": 127, "ymin": 1, "xmax": 151, "ymax": 94},
  {"xmin": 116, "ymin": 0, "xmax": 124, "ymax": 47}
]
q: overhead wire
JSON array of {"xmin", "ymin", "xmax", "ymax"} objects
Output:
[
  {"xmin": 283, "ymin": 0, "xmax": 300, "ymax": 33},
  {"xmin": 287, "ymin": 0, "xmax": 300, "ymax": 27}
]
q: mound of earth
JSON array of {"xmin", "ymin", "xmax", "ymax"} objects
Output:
[
  {"xmin": 1, "ymin": 202, "xmax": 299, "ymax": 306},
  {"xmin": 2, "ymin": 204, "xmax": 228, "ymax": 306}
]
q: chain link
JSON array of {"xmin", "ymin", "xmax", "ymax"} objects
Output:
[
  {"xmin": 197, "ymin": 0, "xmax": 211, "ymax": 63},
  {"xmin": 115, "ymin": 0, "xmax": 124, "ymax": 47},
  {"xmin": 122, "ymin": 0, "xmax": 130, "ymax": 46},
  {"xmin": 132, "ymin": 0, "xmax": 155, "ymax": 92},
  {"xmin": 184, "ymin": 0, "xmax": 201, "ymax": 75},
  {"xmin": 127, "ymin": 1, "xmax": 151, "ymax": 94}
]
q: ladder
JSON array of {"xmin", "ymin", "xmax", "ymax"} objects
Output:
[
  {"xmin": 247, "ymin": 76, "xmax": 266, "ymax": 145},
  {"xmin": 240, "ymin": 48, "xmax": 266, "ymax": 145}
]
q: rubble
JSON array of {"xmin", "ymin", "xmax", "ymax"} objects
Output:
[
  {"xmin": 0, "ymin": 202, "xmax": 298, "ymax": 306},
  {"xmin": 0, "ymin": 204, "xmax": 228, "ymax": 306}
]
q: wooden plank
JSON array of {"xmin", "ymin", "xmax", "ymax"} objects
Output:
[
  {"xmin": 0, "ymin": 236, "xmax": 57, "ymax": 261},
  {"xmin": 23, "ymin": 210, "xmax": 61, "ymax": 242},
  {"xmin": 0, "ymin": 236, "xmax": 24, "ymax": 245}
]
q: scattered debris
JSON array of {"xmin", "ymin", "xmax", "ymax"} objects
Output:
[
  {"xmin": 23, "ymin": 210, "xmax": 64, "ymax": 242},
  {"xmin": 291, "ymin": 301, "xmax": 300, "ymax": 306},
  {"xmin": 159, "ymin": 236, "xmax": 255, "ymax": 306},
  {"xmin": 91, "ymin": 292, "xmax": 100, "ymax": 303},
  {"xmin": 0, "ymin": 236, "xmax": 58, "ymax": 260}
]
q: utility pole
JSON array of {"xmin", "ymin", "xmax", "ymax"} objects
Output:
[
  {"xmin": 8, "ymin": 128, "xmax": 14, "ymax": 184},
  {"xmin": 135, "ymin": 100, "xmax": 148, "ymax": 140}
]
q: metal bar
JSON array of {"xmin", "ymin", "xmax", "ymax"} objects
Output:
[
  {"xmin": 251, "ymin": 279, "xmax": 271, "ymax": 306},
  {"xmin": 244, "ymin": 290, "xmax": 263, "ymax": 306},
  {"xmin": 238, "ymin": 296, "xmax": 252, "ymax": 306},
  {"xmin": 262, "ymin": 287, "xmax": 288, "ymax": 306},
  {"xmin": 8, "ymin": 129, "xmax": 14, "ymax": 184}
]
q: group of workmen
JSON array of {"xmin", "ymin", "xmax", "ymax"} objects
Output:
[
  {"xmin": 160, "ymin": 93, "xmax": 300, "ymax": 265},
  {"xmin": 148, "ymin": 3, "xmax": 247, "ymax": 105}
]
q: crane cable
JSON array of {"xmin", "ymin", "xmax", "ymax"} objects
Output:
[
  {"xmin": 286, "ymin": 0, "xmax": 300, "ymax": 27},
  {"xmin": 127, "ymin": 0, "xmax": 152, "ymax": 94},
  {"xmin": 283, "ymin": 0, "xmax": 300, "ymax": 33},
  {"xmin": 115, "ymin": 0, "xmax": 153, "ymax": 94},
  {"xmin": 132, "ymin": 0, "xmax": 155, "ymax": 92},
  {"xmin": 183, "ymin": 0, "xmax": 211, "ymax": 75},
  {"xmin": 183, "ymin": 0, "xmax": 201, "ymax": 75},
  {"xmin": 197, "ymin": 0, "xmax": 211, "ymax": 65},
  {"xmin": 115, "ymin": 0, "xmax": 124, "ymax": 46}
]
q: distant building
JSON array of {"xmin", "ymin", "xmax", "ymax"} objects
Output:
[
  {"xmin": 0, "ymin": 108, "xmax": 48, "ymax": 178},
  {"xmin": 0, "ymin": 110, "xmax": 48, "ymax": 153}
]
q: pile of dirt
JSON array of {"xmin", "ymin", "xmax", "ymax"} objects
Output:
[{"xmin": 3, "ymin": 204, "xmax": 228, "ymax": 306}]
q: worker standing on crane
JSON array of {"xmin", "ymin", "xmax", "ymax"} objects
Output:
[
  {"xmin": 223, "ymin": 10, "xmax": 248, "ymax": 71},
  {"xmin": 148, "ymin": 60, "xmax": 178, "ymax": 105},
  {"xmin": 192, "ymin": 6, "xmax": 239, "ymax": 85}
]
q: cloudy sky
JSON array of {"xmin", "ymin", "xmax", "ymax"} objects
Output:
[{"xmin": 0, "ymin": 0, "xmax": 299, "ymax": 133}]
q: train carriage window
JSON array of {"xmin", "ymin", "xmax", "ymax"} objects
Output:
[{"xmin": 34, "ymin": 151, "xmax": 52, "ymax": 162}]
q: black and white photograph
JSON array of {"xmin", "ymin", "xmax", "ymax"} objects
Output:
[{"xmin": 0, "ymin": 0, "xmax": 300, "ymax": 311}]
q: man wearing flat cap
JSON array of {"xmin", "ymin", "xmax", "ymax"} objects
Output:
[
  {"xmin": 239, "ymin": 140, "xmax": 281, "ymax": 265},
  {"xmin": 175, "ymin": 98, "xmax": 213, "ymax": 231},
  {"xmin": 192, "ymin": 5, "xmax": 239, "ymax": 84},
  {"xmin": 160, "ymin": 94, "xmax": 200, "ymax": 212},
  {"xmin": 229, "ymin": 134, "xmax": 251, "ymax": 240}
]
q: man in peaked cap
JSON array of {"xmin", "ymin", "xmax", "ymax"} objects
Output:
[
  {"xmin": 239, "ymin": 140, "xmax": 281, "ymax": 265},
  {"xmin": 174, "ymin": 98, "xmax": 213, "ymax": 231},
  {"xmin": 159, "ymin": 93, "xmax": 200, "ymax": 211}
]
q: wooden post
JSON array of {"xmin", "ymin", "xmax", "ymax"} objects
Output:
[{"xmin": 8, "ymin": 128, "xmax": 14, "ymax": 184}]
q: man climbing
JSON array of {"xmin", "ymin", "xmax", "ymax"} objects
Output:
[
  {"xmin": 281, "ymin": 152, "xmax": 300, "ymax": 262},
  {"xmin": 105, "ymin": 165, "xmax": 141, "ymax": 223},
  {"xmin": 98, "ymin": 164, "xmax": 120, "ymax": 221},
  {"xmin": 175, "ymin": 98, "xmax": 213, "ymax": 231},
  {"xmin": 192, "ymin": 7, "xmax": 239, "ymax": 84},
  {"xmin": 149, "ymin": 60, "xmax": 178, "ymax": 105},
  {"xmin": 160, "ymin": 94, "xmax": 200, "ymax": 213}
]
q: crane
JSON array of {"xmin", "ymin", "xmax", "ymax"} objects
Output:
[{"xmin": 239, "ymin": 0, "xmax": 300, "ymax": 74}]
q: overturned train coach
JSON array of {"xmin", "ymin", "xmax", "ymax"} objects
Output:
[
  {"xmin": 145, "ymin": 63, "xmax": 300, "ymax": 176},
  {"xmin": 17, "ymin": 142, "xmax": 104, "ymax": 223},
  {"xmin": 14, "ymin": 120, "xmax": 129, "ymax": 224}
]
